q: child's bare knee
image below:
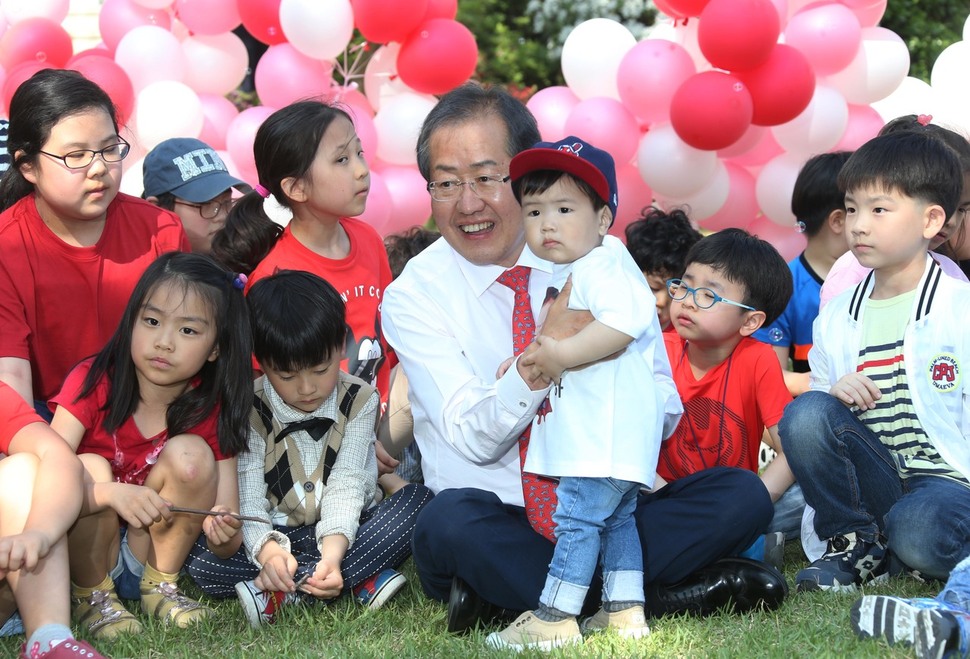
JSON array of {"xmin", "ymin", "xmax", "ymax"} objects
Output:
[{"xmin": 157, "ymin": 434, "xmax": 216, "ymax": 484}]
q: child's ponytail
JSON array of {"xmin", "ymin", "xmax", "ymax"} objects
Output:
[{"xmin": 210, "ymin": 190, "xmax": 282, "ymax": 275}]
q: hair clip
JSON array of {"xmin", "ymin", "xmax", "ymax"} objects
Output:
[
  {"xmin": 254, "ymin": 184, "xmax": 271, "ymax": 198},
  {"xmin": 795, "ymin": 220, "xmax": 806, "ymax": 234},
  {"xmin": 232, "ymin": 273, "xmax": 248, "ymax": 290},
  {"xmin": 917, "ymin": 114, "xmax": 933, "ymax": 126}
]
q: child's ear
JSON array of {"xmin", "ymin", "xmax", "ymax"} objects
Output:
[
  {"xmin": 280, "ymin": 176, "xmax": 307, "ymax": 204},
  {"xmin": 827, "ymin": 209, "xmax": 846, "ymax": 235},
  {"xmin": 207, "ymin": 344, "xmax": 220, "ymax": 363},
  {"xmin": 923, "ymin": 204, "xmax": 947, "ymax": 240},
  {"xmin": 17, "ymin": 151, "xmax": 37, "ymax": 184},
  {"xmin": 598, "ymin": 207, "xmax": 612, "ymax": 236},
  {"xmin": 739, "ymin": 309, "xmax": 767, "ymax": 337}
]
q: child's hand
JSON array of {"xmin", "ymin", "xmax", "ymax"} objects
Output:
[
  {"xmin": 516, "ymin": 342, "xmax": 552, "ymax": 390},
  {"xmin": 0, "ymin": 529, "xmax": 53, "ymax": 578},
  {"xmin": 255, "ymin": 550, "xmax": 298, "ymax": 593},
  {"xmin": 375, "ymin": 441, "xmax": 399, "ymax": 477},
  {"xmin": 529, "ymin": 336, "xmax": 566, "ymax": 383},
  {"xmin": 108, "ymin": 483, "xmax": 172, "ymax": 528},
  {"xmin": 302, "ymin": 557, "xmax": 343, "ymax": 600},
  {"xmin": 202, "ymin": 505, "xmax": 242, "ymax": 547},
  {"xmin": 830, "ymin": 373, "xmax": 881, "ymax": 410}
]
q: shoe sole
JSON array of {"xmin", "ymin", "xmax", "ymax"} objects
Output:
[
  {"xmin": 484, "ymin": 633, "xmax": 583, "ymax": 652},
  {"xmin": 363, "ymin": 573, "xmax": 407, "ymax": 610},
  {"xmin": 915, "ymin": 610, "xmax": 961, "ymax": 659},
  {"xmin": 851, "ymin": 596, "xmax": 922, "ymax": 646},
  {"xmin": 580, "ymin": 623, "xmax": 650, "ymax": 640},
  {"xmin": 234, "ymin": 581, "xmax": 268, "ymax": 629}
]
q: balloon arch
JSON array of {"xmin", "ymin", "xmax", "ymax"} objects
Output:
[{"xmin": 0, "ymin": 0, "xmax": 968, "ymax": 259}]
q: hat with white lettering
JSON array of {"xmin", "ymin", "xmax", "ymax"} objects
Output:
[{"xmin": 142, "ymin": 137, "xmax": 251, "ymax": 202}]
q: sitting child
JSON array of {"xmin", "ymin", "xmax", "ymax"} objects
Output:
[{"xmin": 185, "ymin": 270, "xmax": 432, "ymax": 627}]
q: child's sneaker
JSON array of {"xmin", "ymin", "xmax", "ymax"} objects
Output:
[
  {"xmin": 580, "ymin": 605, "xmax": 650, "ymax": 639},
  {"xmin": 234, "ymin": 579, "xmax": 305, "ymax": 628},
  {"xmin": 353, "ymin": 569, "xmax": 407, "ymax": 609},
  {"xmin": 72, "ymin": 587, "xmax": 143, "ymax": 639},
  {"xmin": 795, "ymin": 532, "xmax": 887, "ymax": 592},
  {"xmin": 485, "ymin": 611, "xmax": 582, "ymax": 652},
  {"xmin": 915, "ymin": 608, "xmax": 970, "ymax": 659},
  {"xmin": 851, "ymin": 595, "xmax": 959, "ymax": 647},
  {"xmin": 20, "ymin": 639, "xmax": 107, "ymax": 658},
  {"xmin": 140, "ymin": 581, "xmax": 212, "ymax": 628}
]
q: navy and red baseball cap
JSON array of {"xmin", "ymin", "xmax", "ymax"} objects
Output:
[{"xmin": 509, "ymin": 136, "xmax": 618, "ymax": 221}]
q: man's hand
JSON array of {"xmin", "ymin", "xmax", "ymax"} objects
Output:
[
  {"xmin": 830, "ymin": 373, "xmax": 881, "ymax": 410},
  {"xmin": 536, "ymin": 277, "xmax": 593, "ymax": 341}
]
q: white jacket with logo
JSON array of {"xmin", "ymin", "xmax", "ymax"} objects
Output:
[{"xmin": 810, "ymin": 255, "xmax": 970, "ymax": 480}]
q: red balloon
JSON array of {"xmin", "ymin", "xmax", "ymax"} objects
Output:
[
  {"xmin": 698, "ymin": 0, "xmax": 779, "ymax": 72},
  {"xmin": 736, "ymin": 44, "xmax": 815, "ymax": 127},
  {"xmin": 0, "ymin": 18, "xmax": 73, "ymax": 70},
  {"xmin": 423, "ymin": 0, "xmax": 458, "ymax": 21},
  {"xmin": 352, "ymin": 0, "xmax": 429, "ymax": 44},
  {"xmin": 69, "ymin": 57, "xmax": 136, "ymax": 127},
  {"xmin": 653, "ymin": 0, "xmax": 689, "ymax": 19},
  {"xmin": 397, "ymin": 19, "xmax": 477, "ymax": 96},
  {"xmin": 663, "ymin": 0, "xmax": 711, "ymax": 17},
  {"xmin": 237, "ymin": 0, "xmax": 285, "ymax": 45},
  {"xmin": 2, "ymin": 62, "xmax": 52, "ymax": 117},
  {"xmin": 670, "ymin": 72, "xmax": 754, "ymax": 151}
]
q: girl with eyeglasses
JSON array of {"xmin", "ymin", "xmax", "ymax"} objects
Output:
[{"xmin": 0, "ymin": 69, "xmax": 189, "ymax": 415}]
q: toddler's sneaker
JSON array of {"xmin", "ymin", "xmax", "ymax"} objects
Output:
[
  {"xmin": 353, "ymin": 569, "xmax": 407, "ymax": 609},
  {"xmin": 851, "ymin": 595, "xmax": 959, "ymax": 647},
  {"xmin": 235, "ymin": 579, "xmax": 304, "ymax": 628},
  {"xmin": 795, "ymin": 532, "xmax": 887, "ymax": 592},
  {"xmin": 20, "ymin": 639, "xmax": 107, "ymax": 658},
  {"xmin": 485, "ymin": 611, "xmax": 582, "ymax": 652},
  {"xmin": 72, "ymin": 587, "xmax": 143, "ymax": 639},
  {"xmin": 580, "ymin": 604, "xmax": 650, "ymax": 639},
  {"xmin": 140, "ymin": 580, "xmax": 212, "ymax": 628},
  {"xmin": 915, "ymin": 608, "xmax": 970, "ymax": 659}
]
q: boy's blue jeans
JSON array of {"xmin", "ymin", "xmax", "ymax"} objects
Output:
[
  {"xmin": 780, "ymin": 390, "xmax": 970, "ymax": 580},
  {"xmin": 539, "ymin": 476, "xmax": 643, "ymax": 616}
]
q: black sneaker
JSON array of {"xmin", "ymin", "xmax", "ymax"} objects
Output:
[{"xmin": 795, "ymin": 532, "xmax": 887, "ymax": 593}]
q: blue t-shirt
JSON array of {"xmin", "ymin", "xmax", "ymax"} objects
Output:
[{"xmin": 754, "ymin": 253, "xmax": 822, "ymax": 372}]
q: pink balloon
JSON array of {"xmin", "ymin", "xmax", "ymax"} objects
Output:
[
  {"xmin": 611, "ymin": 163, "xmax": 654, "ymax": 238},
  {"xmin": 700, "ymin": 162, "xmax": 759, "ymax": 231},
  {"xmin": 198, "ymin": 93, "xmax": 239, "ymax": 151},
  {"xmin": 358, "ymin": 170, "xmax": 393, "ymax": 235},
  {"xmin": 617, "ymin": 40, "xmax": 695, "ymax": 124},
  {"xmin": 226, "ymin": 105, "xmax": 277, "ymax": 182},
  {"xmin": 397, "ymin": 19, "xmax": 477, "ymax": 96},
  {"xmin": 834, "ymin": 103, "xmax": 884, "ymax": 151},
  {"xmin": 238, "ymin": 0, "xmax": 285, "ymax": 45},
  {"xmin": 254, "ymin": 44, "xmax": 334, "ymax": 108},
  {"xmin": 670, "ymin": 71, "xmax": 754, "ymax": 151},
  {"xmin": 698, "ymin": 0, "xmax": 780, "ymax": 72},
  {"xmin": 69, "ymin": 55, "xmax": 135, "ymax": 126},
  {"xmin": 67, "ymin": 48, "xmax": 113, "ymax": 63},
  {"xmin": 852, "ymin": 0, "xmax": 886, "ymax": 27},
  {"xmin": 378, "ymin": 165, "xmax": 432, "ymax": 234},
  {"xmin": 98, "ymin": 0, "xmax": 172, "ymax": 53},
  {"xmin": 181, "ymin": 32, "xmax": 248, "ymax": 96},
  {"xmin": 736, "ymin": 44, "xmax": 815, "ymax": 126},
  {"xmin": 0, "ymin": 17, "xmax": 72, "ymax": 69},
  {"xmin": 747, "ymin": 214, "xmax": 807, "ymax": 261},
  {"xmin": 725, "ymin": 126, "xmax": 783, "ymax": 167},
  {"xmin": 718, "ymin": 124, "xmax": 767, "ymax": 160},
  {"xmin": 1, "ymin": 0, "xmax": 70, "ymax": 24},
  {"xmin": 350, "ymin": 109, "xmax": 378, "ymax": 165},
  {"xmin": 333, "ymin": 87, "xmax": 374, "ymax": 117},
  {"xmin": 785, "ymin": 4, "xmax": 862, "ymax": 76},
  {"xmin": 526, "ymin": 86, "xmax": 580, "ymax": 142},
  {"xmin": 352, "ymin": 0, "xmax": 429, "ymax": 44},
  {"xmin": 1, "ymin": 60, "xmax": 50, "ymax": 115},
  {"xmin": 175, "ymin": 0, "xmax": 241, "ymax": 35},
  {"xmin": 564, "ymin": 97, "xmax": 640, "ymax": 166},
  {"xmin": 115, "ymin": 25, "xmax": 185, "ymax": 92},
  {"xmin": 423, "ymin": 0, "xmax": 457, "ymax": 20}
]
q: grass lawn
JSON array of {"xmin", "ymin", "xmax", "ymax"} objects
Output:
[{"xmin": 0, "ymin": 542, "xmax": 938, "ymax": 658}]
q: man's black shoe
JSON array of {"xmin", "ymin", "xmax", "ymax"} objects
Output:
[
  {"xmin": 647, "ymin": 557, "xmax": 788, "ymax": 618},
  {"xmin": 446, "ymin": 576, "xmax": 510, "ymax": 633}
]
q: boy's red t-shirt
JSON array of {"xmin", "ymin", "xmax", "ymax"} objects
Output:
[
  {"xmin": 0, "ymin": 381, "xmax": 43, "ymax": 454},
  {"xmin": 659, "ymin": 334, "xmax": 791, "ymax": 481},
  {"xmin": 0, "ymin": 193, "xmax": 189, "ymax": 400},
  {"xmin": 51, "ymin": 359, "xmax": 224, "ymax": 485},
  {"xmin": 246, "ymin": 217, "xmax": 393, "ymax": 400}
]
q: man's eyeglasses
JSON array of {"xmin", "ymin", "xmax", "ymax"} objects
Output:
[
  {"xmin": 666, "ymin": 279, "xmax": 756, "ymax": 311},
  {"xmin": 427, "ymin": 174, "xmax": 511, "ymax": 202},
  {"xmin": 174, "ymin": 199, "xmax": 234, "ymax": 220},
  {"xmin": 38, "ymin": 141, "xmax": 130, "ymax": 169}
]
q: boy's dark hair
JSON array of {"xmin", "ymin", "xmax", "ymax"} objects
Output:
[
  {"xmin": 684, "ymin": 228, "xmax": 793, "ymax": 327},
  {"xmin": 625, "ymin": 207, "xmax": 702, "ymax": 277},
  {"xmin": 79, "ymin": 252, "xmax": 253, "ymax": 457},
  {"xmin": 511, "ymin": 170, "xmax": 606, "ymax": 214},
  {"xmin": 0, "ymin": 69, "xmax": 119, "ymax": 211},
  {"xmin": 791, "ymin": 151, "xmax": 853, "ymax": 237},
  {"xmin": 151, "ymin": 191, "xmax": 177, "ymax": 211},
  {"xmin": 384, "ymin": 226, "xmax": 439, "ymax": 279},
  {"xmin": 838, "ymin": 131, "xmax": 963, "ymax": 220},
  {"xmin": 248, "ymin": 270, "xmax": 347, "ymax": 372},
  {"xmin": 879, "ymin": 115, "xmax": 970, "ymax": 173}
]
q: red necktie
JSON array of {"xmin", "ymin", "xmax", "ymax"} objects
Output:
[{"xmin": 496, "ymin": 266, "xmax": 558, "ymax": 543}]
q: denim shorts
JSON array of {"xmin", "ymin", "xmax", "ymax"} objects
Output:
[
  {"xmin": 0, "ymin": 611, "xmax": 23, "ymax": 637},
  {"xmin": 110, "ymin": 527, "xmax": 145, "ymax": 601}
]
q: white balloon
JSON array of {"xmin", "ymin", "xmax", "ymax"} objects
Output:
[
  {"xmin": 132, "ymin": 0, "xmax": 175, "ymax": 8},
  {"xmin": 659, "ymin": 160, "xmax": 730, "ymax": 221},
  {"xmin": 824, "ymin": 27, "xmax": 910, "ymax": 105},
  {"xmin": 871, "ymin": 76, "xmax": 937, "ymax": 124},
  {"xmin": 561, "ymin": 18, "xmax": 636, "ymax": 100},
  {"xmin": 115, "ymin": 25, "xmax": 186, "ymax": 92},
  {"xmin": 181, "ymin": 32, "xmax": 248, "ymax": 96},
  {"xmin": 771, "ymin": 86, "xmax": 848, "ymax": 157},
  {"xmin": 637, "ymin": 122, "xmax": 718, "ymax": 199},
  {"xmin": 931, "ymin": 41, "xmax": 970, "ymax": 111},
  {"xmin": 134, "ymin": 81, "xmax": 203, "ymax": 150},
  {"xmin": 363, "ymin": 44, "xmax": 419, "ymax": 113},
  {"xmin": 280, "ymin": 0, "xmax": 354, "ymax": 61},
  {"xmin": 1, "ymin": 0, "xmax": 69, "ymax": 24},
  {"xmin": 756, "ymin": 152, "xmax": 805, "ymax": 226},
  {"xmin": 120, "ymin": 156, "xmax": 146, "ymax": 197},
  {"xmin": 373, "ymin": 92, "xmax": 438, "ymax": 166},
  {"xmin": 965, "ymin": 13, "xmax": 970, "ymax": 42}
]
